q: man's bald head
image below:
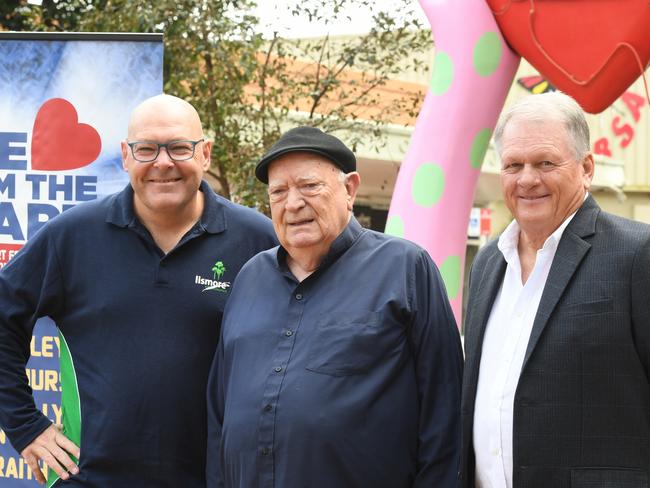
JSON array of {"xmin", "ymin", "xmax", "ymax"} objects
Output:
[
  {"xmin": 121, "ymin": 94, "xmax": 212, "ymax": 225},
  {"xmin": 127, "ymin": 94, "xmax": 203, "ymax": 140}
]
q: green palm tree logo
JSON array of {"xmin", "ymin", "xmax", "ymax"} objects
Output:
[{"xmin": 212, "ymin": 261, "xmax": 226, "ymax": 280}]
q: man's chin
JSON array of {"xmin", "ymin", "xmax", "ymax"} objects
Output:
[
  {"xmin": 282, "ymin": 230, "xmax": 324, "ymax": 249},
  {"xmin": 141, "ymin": 195, "xmax": 188, "ymax": 212}
]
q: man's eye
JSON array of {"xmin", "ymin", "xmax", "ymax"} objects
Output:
[
  {"xmin": 168, "ymin": 143, "xmax": 193, "ymax": 156},
  {"xmin": 541, "ymin": 160, "xmax": 555, "ymax": 167},
  {"xmin": 169, "ymin": 143, "xmax": 192, "ymax": 151}
]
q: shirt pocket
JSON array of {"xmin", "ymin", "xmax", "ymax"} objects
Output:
[
  {"xmin": 305, "ymin": 311, "xmax": 403, "ymax": 377},
  {"xmin": 571, "ymin": 467, "xmax": 648, "ymax": 488},
  {"xmin": 561, "ymin": 297, "xmax": 614, "ymax": 317}
]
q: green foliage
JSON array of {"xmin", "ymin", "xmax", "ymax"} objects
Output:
[
  {"xmin": 1, "ymin": 0, "xmax": 431, "ymax": 212},
  {"xmin": 0, "ymin": 1, "xmax": 31, "ymax": 30}
]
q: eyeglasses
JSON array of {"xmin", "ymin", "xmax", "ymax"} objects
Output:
[{"xmin": 127, "ymin": 139, "xmax": 204, "ymax": 163}]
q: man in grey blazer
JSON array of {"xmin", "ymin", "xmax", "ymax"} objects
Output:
[{"xmin": 461, "ymin": 91, "xmax": 650, "ymax": 488}]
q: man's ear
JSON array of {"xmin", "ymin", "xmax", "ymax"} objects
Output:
[
  {"xmin": 120, "ymin": 141, "xmax": 129, "ymax": 171},
  {"xmin": 200, "ymin": 139, "xmax": 212, "ymax": 171},
  {"xmin": 582, "ymin": 152, "xmax": 595, "ymax": 190},
  {"xmin": 344, "ymin": 172, "xmax": 361, "ymax": 210}
]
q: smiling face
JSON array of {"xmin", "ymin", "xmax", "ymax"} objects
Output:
[
  {"xmin": 267, "ymin": 152, "xmax": 360, "ymax": 260},
  {"xmin": 121, "ymin": 95, "xmax": 211, "ymax": 222},
  {"xmin": 499, "ymin": 118, "xmax": 594, "ymax": 242}
]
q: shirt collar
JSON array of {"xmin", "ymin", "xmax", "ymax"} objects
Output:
[
  {"xmin": 197, "ymin": 180, "xmax": 227, "ymax": 234},
  {"xmin": 497, "ymin": 193, "xmax": 587, "ymax": 262},
  {"xmin": 276, "ymin": 215, "xmax": 365, "ymax": 272},
  {"xmin": 106, "ymin": 180, "xmax": 227, "ymax": 234}
]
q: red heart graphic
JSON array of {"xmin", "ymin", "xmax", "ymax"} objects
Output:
[
  {"xmin": 488, "ymin": 0, "xmax": 650, "ymax": 113},
  {"xmin": 31, "ymin": 98, "xmax": 102, "ymax": 171}
]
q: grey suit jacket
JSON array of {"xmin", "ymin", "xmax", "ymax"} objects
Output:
[{"xmin": 461, "ymin": 196, "xmax": 650, "ymax": 488}]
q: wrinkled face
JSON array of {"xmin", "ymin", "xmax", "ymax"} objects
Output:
[
  {"xmin": 499, "ymin": 119, "xmax": 593, "ymax": 239},
  {"xmin": 121, "ymin": 99, "xmax": 211, "ymax": 217},
  {"xmin": 267, "ymin": 152, "xmax": 359, "ymax": 257}
]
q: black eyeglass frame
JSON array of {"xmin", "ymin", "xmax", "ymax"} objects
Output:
[{"xmin": 127, "ymin": 138, "xmax": 205, "ymax": 163}]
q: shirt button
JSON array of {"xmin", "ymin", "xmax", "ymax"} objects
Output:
[
  {"xmin": 295, "ymin": 293, "xmax": 303, "ymax": 300},
  {"xmin": 264, "ymin": 404, "xmax": 273, "ymax": 412},
  {"xmin": 261, "ymin": 447, "xmax": 271, "ymax": 456},
  {"xmin": 491, "ymin": 448, "xmax": 502, "ymax": 456},
  {"xmin": 274, "ymin": 366, "xmax": 283, "ymax": 373},
  {"xmin": 285, "ymin": 330, "xmax": 293, "ymax": 337}
]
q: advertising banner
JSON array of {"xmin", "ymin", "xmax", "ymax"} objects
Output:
[{"xmin": 0, "ymin": 32, "xmax": 163, "ymax": 486}]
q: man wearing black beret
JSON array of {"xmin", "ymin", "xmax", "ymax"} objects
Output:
[{"xmin": 206, "ymin": 126, "xmax": 463, "ymax": 487}]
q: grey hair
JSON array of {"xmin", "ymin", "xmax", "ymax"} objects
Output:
[{"xmin": 493, "ymin": 92, "xmax": 590, "ymax": 160}]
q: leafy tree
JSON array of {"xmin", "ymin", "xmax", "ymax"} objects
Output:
[
  {"xmin": 0, "ymin": 1, "xmax": 29, "ymax": 30},
  {"xmin": 1, "ymin": 0, "xmax": 431, "ymax": 212}
]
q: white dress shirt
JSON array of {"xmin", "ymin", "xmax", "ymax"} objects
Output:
[{"xmin": 473, "ymin": 212, "xmax": 577, "ymax": 488}]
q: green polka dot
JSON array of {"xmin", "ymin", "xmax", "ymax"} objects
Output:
[
  {"xmin": 385, "ymin": 215, "xmax": 405, "ymax": 238},
  {"xmin": 473, "ymin": 32, "xmax": 501, "ymax": 77},
  {"xmin": 439, "ymin": 255, "xmax": 461, "ymax": 300},
  {"xmin": 412, "ymin": 163, "xmax": 445, "ymax": 207},
  {"xmin": 430, "ymin": 51, "xmax": 454, "ymax": 95},
  {"xmin": 470, "ymin": 128, "xmax": 492, "ymax": 169}
]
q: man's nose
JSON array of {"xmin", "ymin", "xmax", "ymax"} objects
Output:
[
  {"xmin": 152, "ymin": 147, "xmax": 175, "ymax": 167},
  {"xmin": 285, "ymin": 187, "xmax": 305, "ymax": 210},
  {"xmin": 518, "ymin": 165, "xmax": 540, "ymax": 187}
]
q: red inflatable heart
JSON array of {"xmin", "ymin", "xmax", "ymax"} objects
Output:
[
  {"xmin": 488, "ymin": 0, "xmax": 650, "ymax": 114},
  {"xmin": 31, "ymin": 98, "xmax": 101, "ymax": 171}
]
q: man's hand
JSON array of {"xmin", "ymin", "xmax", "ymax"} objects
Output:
[{"xmin": 20, "ymin": 424, "xmax": 80, "ymax": 485}]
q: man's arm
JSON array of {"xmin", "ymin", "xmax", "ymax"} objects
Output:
[
  {"xmin": 409, "ymin": 250, "xmax": 464, "ymax": 487},
  {"xmin": 0, "ymin": 231, "xmax": 79, "ymax": 483},
  {"xmin": 630, "ymin": 231, "xmax": 650, "ymax": 380}
]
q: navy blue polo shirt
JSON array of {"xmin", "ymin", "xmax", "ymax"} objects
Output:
[
  {"xmin": 0, "ymin": 181, "xmax": 276, "ymax": 487},
  {"xmin": 207, "ymin": 217, "xmax": 463, "ymax": 488}
]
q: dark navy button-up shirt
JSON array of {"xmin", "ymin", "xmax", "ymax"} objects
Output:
[{"xmin": 207, "ymin": 218, "xmax": 463, "ymax": 488}]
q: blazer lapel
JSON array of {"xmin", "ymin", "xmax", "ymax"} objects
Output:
[
  {"xmin": 521, "ymin": 196, "xmax": 599, "ymax": 370},
  {"xmin": 466, "ymin": 248, "xmax": 507, "ymax": 384}
]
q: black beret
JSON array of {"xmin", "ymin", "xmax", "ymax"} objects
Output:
[{"xmin": 255, "ymin": 126, "xmax": 356, "ymax": 183}]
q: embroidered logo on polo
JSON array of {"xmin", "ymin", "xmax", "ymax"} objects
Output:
[{"xmin": 195, "ymin": 260, "xmax": 231, "ymax": 293}]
